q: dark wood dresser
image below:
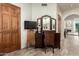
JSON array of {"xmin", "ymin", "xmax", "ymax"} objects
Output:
[
  {"xmin": 35, "ymin": 15, "xmax": 60, "ymax": 49},
  {"xmin": 35, "ymin": 31, "xmax": 60, "ymax": 49}
]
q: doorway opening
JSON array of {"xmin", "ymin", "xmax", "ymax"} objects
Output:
[{"xmin": 64, "ymin": 14, "xmax": 79, "ymax": 37}]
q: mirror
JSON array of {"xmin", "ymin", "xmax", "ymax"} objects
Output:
[
  {"xmin": 37, "ymin": 15, "xmax": 56, "ymax": 31},
  {"xmin": 42, "ymin": 16, "xmax": 50, "ymax": 30},
  {"xmin": 37, "ymin": 18, "xmax": 41, "ymax": 33},
  {"xmin": 52, "ymin": 18, "xmax": 56, "ymax": 30}
]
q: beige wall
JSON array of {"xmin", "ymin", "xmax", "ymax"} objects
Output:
[
  {"xmin": 12, "ymin": 3, "xmax": 58, "ymax": 49},
  {"xmin": 31, "ymin": 3, "xmax": 58, "ymax": 32},
  {"xmin": 32, "ymin": 3, "xmax": 57, "ymax": 20},
  {"xmin": 57, "ymin": 7, "xmax": 64, "ymax": 40}
]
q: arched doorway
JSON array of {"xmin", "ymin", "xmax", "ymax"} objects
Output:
[
  {"xmin": 64, "ymin": 14, "xmax": 79, "ymax": 37},
  {"xmin": 63, "ymin": 14, "xmax": 79, "ymax": 55}
]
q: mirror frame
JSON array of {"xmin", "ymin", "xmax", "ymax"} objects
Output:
[
  {"xmin": 42, "ymin": 15, "xmax": 56, "ymax": 31},
  {"xmin": 42, "ymin": 15, "xmax": 51, "ymax": 30},
  {"xmin": 37, "ymin": 15, "xmax": 56, "ymax": 32},
  {"xmin": 51, "ymin": 18, "xmax": 56, "ymax": 30}
]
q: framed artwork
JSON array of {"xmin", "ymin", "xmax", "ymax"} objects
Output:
[{"xmin": 66, "ymin": 20, "xmax": 72, "ymax": 27}]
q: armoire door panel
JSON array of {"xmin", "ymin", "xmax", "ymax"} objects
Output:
[
  {"xmin": 11, "ymin": 16, "xmax": 18, "ymax": 31},
  {"xmin": 2, "ymin": 33, "xmax": 11, "ymax": 52},
  {"xmin": 0, "ymin": 4, "xmax": 2, "ymax": 32},
  {"xmin": 16, "ymin": 32, "xmax": 20, "ymax": 49},
  {"xmin": 11, "ymin": 7, "xmax": 19, "ymax": 17},
  {"xmin": 2, "ymin": 14, "xmax": 11, "ymax": 31},
  {"xmin": 11, "ymin": 32, "xmax": 20, "ymax": 50},
  {"xmin": 0, "ymin": 15, "xmax": 2, "ymax": 32},
  {"xmin": 0, "ymin": 33, "xmax": 3, "ymax": 52},
  {"xmin": 2, "ymin": 4, "xmax": 11, "ymax": 14},
  {"xmin": 0, "ymin": 4, "xmax": 3, "ymax": 52},
  {"xmin": 11, "ymin": 32, "xmax": 17, "ymax": 48}
]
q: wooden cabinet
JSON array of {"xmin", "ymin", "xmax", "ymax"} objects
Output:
[
  {"xmin": 0, "ymin": 3, "xmax": 20, "ymax": 53},
  {"xmin": 35, "ymin": 31, "xmax": 60, "ymax": 49},
  {"xmin": 44, "ymin": 31, "xmax": 55, "ymax": 47},
  {"xmin": 44, "ymin": 31, "xmax": 60, "ymax": 49}
]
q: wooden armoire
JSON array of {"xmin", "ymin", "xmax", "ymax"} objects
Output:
[{"xmin": 0, "ymin": 3, "xmax": 21, "ymax": 53}]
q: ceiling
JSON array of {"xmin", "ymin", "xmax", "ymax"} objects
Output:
[
  {"xmin": 58, "ymin": 3, "xmax": 79, "ymax": 13},
  {"xmin": 65, "ymin": 14, "xmax": 79, "ymax": 20}
]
